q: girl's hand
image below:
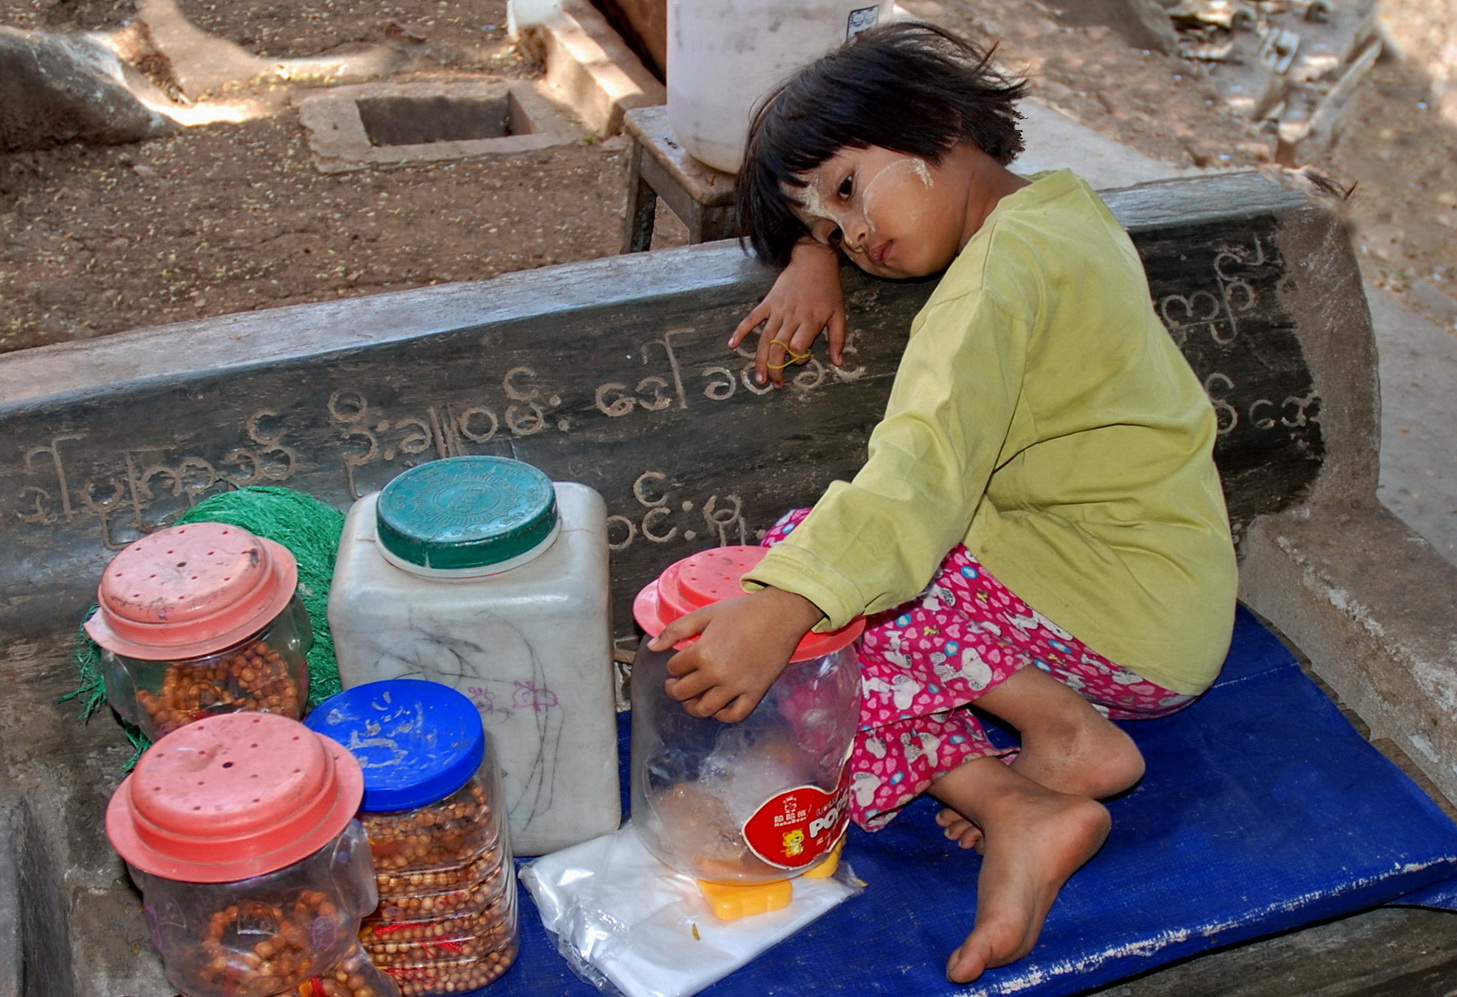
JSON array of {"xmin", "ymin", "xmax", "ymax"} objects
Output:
[
  {"xmin": 650, "ymin": 587, "xmax": 824, "ymax": 722},
  {"xmin": 730, "ymin": 239, "xmax": 847, "ymax": 388}
]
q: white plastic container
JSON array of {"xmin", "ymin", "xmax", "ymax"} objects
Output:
[
  {"xmin": 667, "ymin": 0, "xmax": 896, "ymax": 173},
  {"xmin": 328, "ymin": 456, "xmax": 620, "ymax": 856}
]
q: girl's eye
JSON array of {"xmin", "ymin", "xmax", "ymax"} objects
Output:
[
  {"xmin": 837, "ymin": 175, "xmax": 854, "ymax": 199},
  {"xmin": 827, "ymin": 227, "xmax": 844, "ymax": 249}
]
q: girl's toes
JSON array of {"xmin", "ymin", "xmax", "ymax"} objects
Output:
[
  {"xmin": 952, "ymin": 825, "xmax": 984, "ymax": 850},
  {"xmin": 936, "ymin": 808, "xmax": 984, "ymax": 849}
]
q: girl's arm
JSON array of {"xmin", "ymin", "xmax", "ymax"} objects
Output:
[
  {"xmin": 649, "ymin": 586, "xmax": 824, "ymax": 722},
  {"xmin": 729, "ymin": 239, "xmax": 847, "ymax": 388}
]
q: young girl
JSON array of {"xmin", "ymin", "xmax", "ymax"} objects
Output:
[{"xmin": 647, "ymin": 21, "xmax": 1238, "ymax": 986}]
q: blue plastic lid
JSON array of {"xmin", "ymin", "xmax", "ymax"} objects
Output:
[
  {"xmin": 375, "ymin": 456, "xmax": 559, "ymax": 572},
  {"xmin": 304, "ymin": 678, "xmax": 486, "ymax": 813}
]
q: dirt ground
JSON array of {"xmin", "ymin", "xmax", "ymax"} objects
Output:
[{"xmin": 1, "ymin": 0, "xmax": 1454, "ymax": 355}]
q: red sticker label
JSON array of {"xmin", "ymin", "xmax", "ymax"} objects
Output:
[{"xmin": 741, "ymin": 768, "xmax": 851, "ymax": 870}]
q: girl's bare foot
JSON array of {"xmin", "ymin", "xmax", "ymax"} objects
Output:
[
  {"xmin": 931, "ymin": 758, "xmax": 1111, "ymax": 984},
  {"xmin": 936, "ymin": 711, "xmax": 1139, "ymax": 847}
]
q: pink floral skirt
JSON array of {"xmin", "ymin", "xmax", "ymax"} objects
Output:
[{"xmin": 763, "ymin": 509, "xmax": 1198, "ymax": 830}]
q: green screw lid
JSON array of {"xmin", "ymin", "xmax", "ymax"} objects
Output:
[{"xmin": 375, "ymin": 456, "xmax": 560, "ymax": 573}]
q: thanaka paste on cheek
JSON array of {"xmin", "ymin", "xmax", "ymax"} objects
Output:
[{"xmin": 861, "ymin": 157, "xmax": 936, "ymax": 238}]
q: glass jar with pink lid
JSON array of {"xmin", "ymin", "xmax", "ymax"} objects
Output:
[
  {"xmin": 629, "ymin": 545, "xmax": 864, "ymax": 917},
  {"xmin": 85, "ymin": 521, "xmax": 311, "ymax": 739},
  {"xmin": 105, "ymin": 711, "xmax": 402, "ymax": 997}
]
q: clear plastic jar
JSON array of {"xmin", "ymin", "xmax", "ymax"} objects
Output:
[
  {"xmin": 105, "ymin": 712, "xmax": 400, "ymax": 997},
  {"xmin": 306, "ymin": 679, "xmax": 519, "ymax": 995},
  {"xmin": 86, "ymin": 521, "xmax": 312, "ymax": 739},
  {"xmin": 630, "ymin": 546, "xmax": 863, "ymax": 885}
]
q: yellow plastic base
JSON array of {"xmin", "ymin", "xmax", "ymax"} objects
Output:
[
  {"xmin": 696, "ymin": 878, "xmax": 793, "ymax": 920},
  {"xmin": 801, "ymin": 837, "xmax": 844, "ymax": 879},
  {"xmin": 695, "ymin": 839, "xmax": 846, "ymax": 920}
]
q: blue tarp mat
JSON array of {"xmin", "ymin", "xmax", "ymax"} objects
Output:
[{"xmin": 493, "ymin": 606, "xmax": 1457, "ymax": 996}]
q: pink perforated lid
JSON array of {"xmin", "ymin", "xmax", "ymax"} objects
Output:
[
  {"xmin": 632, "ymin": 545, "xmax": 865, "ymax": 661},
  {"xmin": 84, "ymin": 522, "xmax": 299, "ymax": 660},
  {"xmin": 105, "ymin": 712, "xmax": 364, "ymax": 883}
]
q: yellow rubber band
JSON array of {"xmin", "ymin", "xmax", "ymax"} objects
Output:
[{"xmin": 766, "ymin": 347, "xmax": 813, "ymax": 370}]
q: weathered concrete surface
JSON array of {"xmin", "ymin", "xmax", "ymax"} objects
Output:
[
  {"xmin": 1264, "ymin": 183, "xmax": 1382, "ymax": 511},
  {"xmin": 135, "ymin": 0, "xmax": 277, "ymax": 97},
  {"xmin": 1370, "ymin": 283, "xmax": 1457, "ymax": 567},
  {"xmin": 522, "ymin": 0, "xmax": 664, "ymax": 136},
  {"xmin": 0, "ymin": 786, "xmax": 85, "ymax": 997},
  {"xmin": 1014, "ymin": 98, "xmax": 1195, "ymax": 188},
  {"xmin": 0, "ymin": 27, "xmax": 178, "ymax": 153},
  {"xmin": 134, "ymin": 0, "xmax": 411, "ymax": 100},
  {"xmin": 0, "ymin": 801, "xmax": 18, "ymax": 997},
  {"xmin": 0, "ymin": 633, "xmax": 157, "ymax": 996},
  {"xmin": 1088, "ymin": 905, "xmax": 1457, "ymax": 996},
  {"xmin": 1242, "ymin": 505, "xmax": 1457, "ymax": 806},
  {"xmin": 1234, "ymin": 184, "xmax": 1457, "ymax": 805}
]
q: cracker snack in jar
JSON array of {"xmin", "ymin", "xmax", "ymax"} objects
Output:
[
  {"xmin": 105, "ymin": 712, "xmax": 401, "ymax": 997},
  {"xmin": 306, "ymin": 678, "xmax": 519, "ymax": 995},
  {"xmin": 630, "ymin": 546, "xmax": 863, "ymax": 902},
  {"xmin": 85, "ymin": 522, "xmax": 311, "ymax": 740}
]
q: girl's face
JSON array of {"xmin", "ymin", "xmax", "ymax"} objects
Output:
[{"xmin": 788, "ymin": 144, "xmax": 974, "ymax": 279}]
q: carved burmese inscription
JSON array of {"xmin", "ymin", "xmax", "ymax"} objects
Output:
[
  {"xmin": 14, "ymin": 411, "xmax": 300, "ymax": 549},
  {"xmin": 1153, "ymin": 233, "xmax": 1319, "ymax": 442},
  {"xmin": 5, "ymin": 224, "xmax": 1321, "ymax": 577},
  {"xmin": 6, "ymin": 333, "xmax": 868, "ymax": 554}
]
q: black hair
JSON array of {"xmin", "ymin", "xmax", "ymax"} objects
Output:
[{"xmin": 735, "ymin": 21, "xmax": 1030, "ymax": 268}]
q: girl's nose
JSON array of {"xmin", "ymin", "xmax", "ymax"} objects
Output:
[{"xmin": 839, "ymin": 210, "xmax": 870, "ymax": 253}]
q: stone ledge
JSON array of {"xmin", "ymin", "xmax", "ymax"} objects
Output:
[
  {"xmin": 1240, "ymin": 502, "xmax": 1457, "ymax": 808},
  {"xmin": 0, "ymin": 800, "xmax": 18, "ymax": 997},
  {"xmin": 525, "ymin": 0, "xmax": 664, "ymax": 137}
]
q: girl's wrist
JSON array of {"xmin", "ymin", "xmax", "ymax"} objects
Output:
[
  {"xmin": 791, "ymin": 238, "xmax": 840, "ymax": 263},
  {"xmin": 788, "ymin": 239, "xmax": 846, "ymax": 283},
  {"xmin": 756, "ymin": 585, "xmax": 827, "ymax": 634}
]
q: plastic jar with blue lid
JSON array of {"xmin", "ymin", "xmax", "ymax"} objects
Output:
[
  {"xmin": 327, "ymin": 456, "xmax": 619, "ymax": 857},
  {"xmin": 306, "ymin": 678, "xmax": 518, "ymax": 996}
]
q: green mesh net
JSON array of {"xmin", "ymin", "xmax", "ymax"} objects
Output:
[{"xmin": 66, "ymin": 485, "xmax": 346, "ymax": 766}]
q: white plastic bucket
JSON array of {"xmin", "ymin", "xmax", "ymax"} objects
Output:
[{"xmin": 666, "ymin": 0, "xmax": 897, "ymax": 173}]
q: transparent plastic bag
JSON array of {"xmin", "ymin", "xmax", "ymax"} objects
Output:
[{"xmin": 521, "ymin": 822, "xmax": 862, "ymax": 997}]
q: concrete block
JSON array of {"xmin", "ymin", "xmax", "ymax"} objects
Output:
[
  {"xmin": 532, "ymin": 0, "xmax": 664, "ymax": 136},
  {"xmin": 295, "ymin": 78, "xmax": 583, "ymax": 173},
  {"xmin": 0, "ymin": 801, "xmax": 18, "ymax": 997},
  {"xmin": 0, "ymin": 794, "xmax": 81, "ymax": 997}
]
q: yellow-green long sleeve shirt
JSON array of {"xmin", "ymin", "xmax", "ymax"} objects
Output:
[{"xmin": 745, "ymin": 170, "xmax": 1237, "ymax": 695}]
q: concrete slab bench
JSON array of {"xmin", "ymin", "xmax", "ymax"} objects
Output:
[{"xmin": 2, "ymin": 169, "xmax": 1455, "ymax": 994}]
